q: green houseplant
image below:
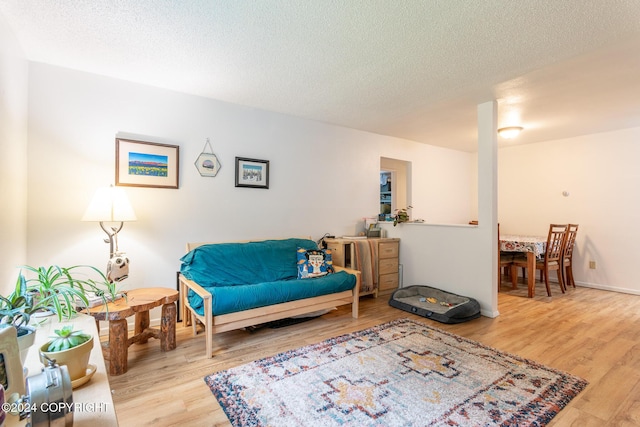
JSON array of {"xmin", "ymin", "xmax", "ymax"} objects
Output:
[
  {"xmin": 0, "ymin": 273, "xmax": 38, "ymax": 363},
  {"xmin": 39, "ymin": 325, "xmax": 94, "ymax": 382},
  {"xmin": 18, "ymin": 264, "xmax": 114, "ymax": 320},
  {"xmin": 45, "ymin": 325, "xmax": 92, "ymax": 352},
  {"xmin": 0, "ymin": 273, "xmax": 35, "ymax": 329},
  {"xmin": 2, "ymin": 264, "xmax": 112, "ymax": 364},
  {"xmin": 393, "ymin": 206, "xmax": 413, "ymax": 226}
]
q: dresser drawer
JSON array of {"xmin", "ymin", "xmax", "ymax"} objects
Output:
[
  {"xmin": 379, "ymin": 242, "xmax": 399, "ymax": 259},
  {"xmin": 379, "ymin": 258, "xmax": 398, "ymax": 275},
  {"xmin": 378, "ymin": 273, "xmax": 399, "ymax": 292}
]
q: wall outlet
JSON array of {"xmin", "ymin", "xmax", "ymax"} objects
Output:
[{"xmin": 589, "ymin": 261, "xmax": 596, "ymax": 269}]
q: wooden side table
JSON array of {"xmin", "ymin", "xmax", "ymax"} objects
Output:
[{"xmin": 86, "ymin": 287, "xmax": 178, "ymax": 375}]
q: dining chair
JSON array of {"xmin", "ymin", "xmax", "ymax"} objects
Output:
[
  {"xmin": 498, "ymin": 223, "xmax": 514, "ymax": 289},
  {"xmin": 511, "ymin": 224, "xmax": 568, "ymax": 296},
  {"xmin": 561, "ymin": 224, "xmax": 579, "ymax": 289}
]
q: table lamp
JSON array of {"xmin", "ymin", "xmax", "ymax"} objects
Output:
[{"xmin": 82, "ymin": 185, "xmax": 136, "ymax": 282}]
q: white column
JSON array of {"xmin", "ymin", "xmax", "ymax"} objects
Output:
[{"xmin": 477, "ymin": 100, "xmax": 499, "ymax": 314}]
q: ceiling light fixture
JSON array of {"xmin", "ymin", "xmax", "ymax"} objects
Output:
[{"xmin": 497, "ymin": 126, "xmax": 523, "ymax": 139}]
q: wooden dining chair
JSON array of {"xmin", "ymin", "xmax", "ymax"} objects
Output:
[
  {"xmin": 511, "ymin": 224, "xmax": 568, "ymax": 296},
  {"xmin": 498, "ymin": 223, "xmax": 514, "ymax": 289},
  {"xmin": 561, "ymin": 224, "xmax": 579, "ymax": 289}
]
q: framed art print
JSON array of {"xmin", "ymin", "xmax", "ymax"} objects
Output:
[
  {"xmin": 194, "ymin": 138, "xmax": 221, "ymax": 177},
  {"xmin": 116, "ymin": 138, "xmax": 179, "ymax": 189},
  {"xmin": 195, "ymin": 152, "xmax": 221, "ymax": 177},
  {"xmin": 235, "ymin": 157, "xmax": 269, "ymax": 189}
]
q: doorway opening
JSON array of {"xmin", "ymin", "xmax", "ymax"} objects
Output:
[{"xmin": 380, "ymin": 157, "xmax": 411, "ymax": 220}]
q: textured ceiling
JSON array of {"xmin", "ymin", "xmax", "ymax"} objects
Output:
[{"xmin": 2, "ymin": 0, "xmax": 640, "ymax": 152}]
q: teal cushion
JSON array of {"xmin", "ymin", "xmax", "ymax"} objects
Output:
[
  {"xmin": 187, "ymin": 271, "xmax": 356, "ymax": 316},
  {"xmin": 296, "ymin": 248, "xmax": 334, "ymax": 279},
  {"xmin": 180, "ymin": 238, "xmax": 318, "ymax": 287}
]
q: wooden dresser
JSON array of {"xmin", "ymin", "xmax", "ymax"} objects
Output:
[{"xmin": 325, "ymin": 238, "xmax": 400, "ymax": 297}]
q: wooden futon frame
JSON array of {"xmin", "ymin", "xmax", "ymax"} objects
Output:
[{"xmin": 179, "ymin": 240, "xmax": 361, "ymax": 358}]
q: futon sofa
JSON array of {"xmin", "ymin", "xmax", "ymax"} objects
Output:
[{"xmin": 179, "ymin": 238, "xmax": 361, "ymax": 357}]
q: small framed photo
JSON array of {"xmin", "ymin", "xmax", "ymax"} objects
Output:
[
  {"xmin": 195, "ymin": 152, "xmax": 221, "ymax": 177},
  {"xmin": 235, "ymin": 157, "xmax": 269, "ymax": 189},
  {"xmin": 116, "ymin": 138, "xmax": 180, "ymax": 189}
]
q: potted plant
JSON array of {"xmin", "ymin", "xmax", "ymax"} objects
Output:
[
  {"xmin": 3, "ymin": 264, "xmax": 113, "ymax": 364},
  {"xmin": 0, "ymin": 273, "xmax": 37, "ymax": 364},
  {"xmin": 19, "ymin": 264, "xmax": 114, "ymax": 320},
  {"xmin": 39, "ymin": 325, "xmax": 94, "ymax": 382},
  {"xmin": 393, "ymin": 206, "xmax": 413, "ymax": 226}
]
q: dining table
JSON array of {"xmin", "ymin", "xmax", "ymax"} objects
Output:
[{"xmin": 500, "ymin": 234, "xmax": 547, "ymax": 297}]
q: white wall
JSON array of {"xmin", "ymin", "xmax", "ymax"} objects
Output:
[
  {"xmin": 23, "ymin": 63, "xmax": 473, "ymax": 299},
  {"xmin": 498, "ymin": 128, "xmax": 640, "ymax": 295},
  {"xmin": 0, "ymin": 14, "xmax": 28, "ymax": 293},
  {"xmin": 380, "ymin": 138, "xmax": 472, "ymax": 225}
]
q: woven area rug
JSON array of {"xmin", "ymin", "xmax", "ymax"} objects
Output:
[{"xmin": 205, "ymin": 318, "xmax": 587, "ymax": 426}]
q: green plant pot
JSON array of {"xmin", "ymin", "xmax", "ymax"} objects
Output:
[{"xmin": 39, "ymin": 336, "xmax": 93, "ymax": 381}]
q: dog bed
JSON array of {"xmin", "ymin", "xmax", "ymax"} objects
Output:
[{"xmin": 389, "ymin": 285, "xmax": 481, "ymax": 324}]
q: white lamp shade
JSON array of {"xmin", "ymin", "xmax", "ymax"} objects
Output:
[{"xmin": 82, "ymin": 186, "xmax": 137, "ymax": 222}]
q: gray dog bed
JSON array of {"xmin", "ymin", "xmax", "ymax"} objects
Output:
[{"xmin": 389, "ymin": 285, "xmax": 481, "ymax": 324}]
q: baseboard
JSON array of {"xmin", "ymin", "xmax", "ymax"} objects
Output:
[
  {"xmin": 575, "ymin": 281, "xmax": 640, "ymax": 296},
  {"xmin": 510, "ymin": 273, "xmax": 640, "ymax": 296},
  {"xmin": 481, "ymin": 308, "xmax": 499, "ymax": 318}
]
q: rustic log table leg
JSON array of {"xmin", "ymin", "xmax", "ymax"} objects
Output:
[
  {"xmin": 160, "ymin": 302, "xmax": 177, "ymax": 351},
  {"xmin": 135, "ymin": 310, "xmax": 151, "ymax": 344},
  {"xmin": 109, "ymin": 318, "xmax": 129, "ymax": 376}
]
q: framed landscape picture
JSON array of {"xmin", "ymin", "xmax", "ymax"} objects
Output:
[
  {"xmin": 235, "ymin": 157, "xmax": 269, "ymax": 189},
  {"xmin": 116, "ymin": 138, "xmax": 179, "ymax": 189}
]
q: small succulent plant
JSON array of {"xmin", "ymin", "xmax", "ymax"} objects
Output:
[{"xmin": 46, "ymin": 325, "xmax": 92, "ymax": 352}]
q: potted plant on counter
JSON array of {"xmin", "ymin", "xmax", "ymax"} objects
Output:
[
  {"xmin": 39, "ymin": 325, "xmax": 94, "ymax": 385},
  {"xmin": 393, "ymin": 206, "xmax": 413, "ymax": 226},
  {"xmin": 2, "ymin": 264, "xmax": 110, "ymax": 366},
  {"xmin": 0, "ymin": 273, "xmax": 37, "ymax": 364},
  {"xmin": 19, "ymin": 264, "xmax": 114, "ymax": 320}
]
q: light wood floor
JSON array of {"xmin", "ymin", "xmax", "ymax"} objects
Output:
[{"xmin": 107, "ymin": 280, "xmax": 640, "ymax": 427}]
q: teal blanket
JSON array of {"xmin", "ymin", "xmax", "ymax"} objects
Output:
[{"xmin": 180, "ymin": 238, "xmax": 356, "ymax": 316}]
